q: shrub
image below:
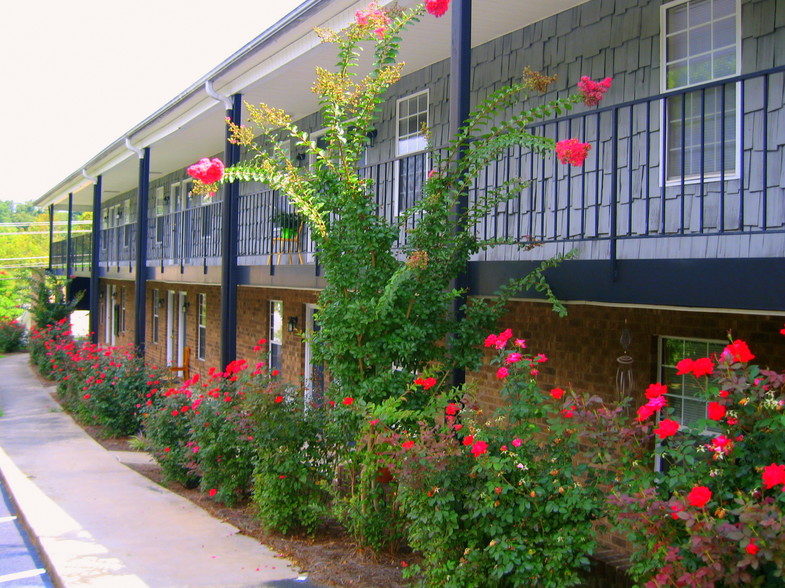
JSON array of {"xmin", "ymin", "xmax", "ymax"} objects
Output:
[
  {"xmin": 29, "ymin": 318, "xmax": 73, "ymax": 378},
  {"xmin": 247, "ymin": 386, "xmax": 333, "ymax": 535},
  {"xmin": 0, "ymin": 318, "xmax": 25, "ymax": 352},
  {"xmin": 143, "ymin": 382, "xmax": 201, "ymax": 488},
  {"xmin": 387, "ymin": 331, "xmax": 609, "ymax": 587},
  {"xmin": 186, "ymin": 360, "xmax": 267, "ymax": 505},
  {"xmin": 610, "ymin": 336, "xmax": 785, "ymax": 586}
]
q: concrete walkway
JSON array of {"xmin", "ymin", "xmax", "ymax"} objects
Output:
[{"xmin": 0, "ymin": 353, "xmax": 309, "ymax": 587}]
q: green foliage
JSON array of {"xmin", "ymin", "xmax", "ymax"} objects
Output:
[
  {"xmin": 26, "ymin": 269, "xmax": 82, "ymax": 331},
  {"xmin": 609, "ymin": 340, "xmax": 785, "ymax": 586},
  {"xmin": 247, "ymin": 389, "xmax": 334, "ymax": 535},
  {"xmin": 389, "ymin": 332, "xmax": 607, "ymax": 587},
  {"xmin": 0, "ymin": 205, "xmax": 76, "ymax": 319},
  {"xmin": 0, "ymin": 318, "xmax": 25, "ymax": 352},
  {"xmin": 214, "ymin": 4, "xmax": 581, "ymax": 405}
]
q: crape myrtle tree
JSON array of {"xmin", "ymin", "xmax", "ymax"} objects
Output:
[{"xmin": 190, "ymin": 1, "xmax": 607, "ymax": 404}]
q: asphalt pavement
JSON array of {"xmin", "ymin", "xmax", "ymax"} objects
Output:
[{"xmin": 0, "ymin": 474, "xmax": 54, "ymax": 587}]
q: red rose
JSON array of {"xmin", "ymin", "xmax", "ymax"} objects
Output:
[
  {"xmin": 707, "ymin": 401, "xmax": 726, "ymax": 421},
  {"xmin": 654, "ymin": 419, "xmax": 680, "ymax": 440},
  {"xmin": 723, "ymin": 339, "xmax": 755, "ymax": 363},
  {"xmin": 762, "ymin": 463, "xmax": 785, "ymax": 489},
  {"xmin": 686, "ymin": 485, "xmax": 712, "ymax": 508}
]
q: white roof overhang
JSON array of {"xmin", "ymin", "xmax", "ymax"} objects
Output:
[{"xmin": 36, "ymin": 0, "xmax": 588, "ymax": 211}]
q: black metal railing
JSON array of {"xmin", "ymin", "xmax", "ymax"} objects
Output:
[
  {"xmin": 471, "ymin": 66, "xmax": 785, "ymax": 253},
  {"xmin": 147, "ymin": 201, "xmax": 222, "ymax": 268},
  {"xmin": 89, "ymin": 66, "xmax": 783, "ymax": 270},
  {"xmin": 51, "ymin": 232, "xmax": 92, "ymax": 272}
]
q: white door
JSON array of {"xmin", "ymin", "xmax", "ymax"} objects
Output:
[
  {"xmin": 177, "ymin": 291, "xmax": 187, "ymax": 366},
  {"xmin": 166, "ymin": 291, "xmax": 175, "ymax": 366},
  {"xmin": 304, "ymin": 304, "xmax": 324, "ymax": 408}
]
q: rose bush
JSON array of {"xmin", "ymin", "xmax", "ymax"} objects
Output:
[{"xmin": 610, "ymin": 334, "xmax": 785, "ymax": 587}]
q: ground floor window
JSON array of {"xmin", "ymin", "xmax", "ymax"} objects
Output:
[
  {"xmin": 659, "ymin": 336, "xmax": 725, "ymax": 426},
  {"xmin": 152, "ymin": 289, "xmax": 160, "ymax": 344}
]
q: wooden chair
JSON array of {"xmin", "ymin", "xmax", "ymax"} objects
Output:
[
  {"xmin": 270, "ymin": 222, "xmax": 304, "ymax": 265},
  {"xmin": 169, "ymin": 346, "xmax": 190, "ymax": 381}
]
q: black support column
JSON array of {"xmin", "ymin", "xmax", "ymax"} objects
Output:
[
  {"xmin": 89, "ymin": 176, "xmax": 102, "ymax": 343},
  {"xmin": 134, "ymin": 148, "xmax": 150, "ymax": 356},
  {"xmin": 220, "ymin": 93, "xmax": 242, "ymax": 370},
  {"xmin": 65, "ymin": 193, "xmax": 73, "ymax": 295},
  {"xmin": 47, "ymin": 205, "xmax": 54, "ymax": 271},
  {"xmin": 450, "ymin": 0, "xmax": 472, "ymax": 388}
]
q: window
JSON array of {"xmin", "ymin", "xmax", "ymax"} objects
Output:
[
  {"xmin": 395, "ymin": 91, "xmax": 430, "ymax": 218},
  {"xmin": 662, "ymin": 0, "xmax": 739, "ymax": 181},
  {"xmin": 269, "ymin": 300, "xmax": 283, "ymax": 375},
  {"xmin": 120, "ymin": 287, "xmax": 127, "ymax": 333},
  {"xmin": 170, "ymin": 182, "xmax": 184, "ymax": 213},
  {"xmin": 152, "ymin": 289, "xmax": 160, "ymax": 344},
  {"xmin": 197, "ymin": 293, "xmax": 207, "ymax": 361},
  {"xmin": 155, "ymin": 187, "xmax": 166, "ymax": 244},
  {"xmin": 659, "ymin": 336, "xmax": 725, "ymax": 427},
  {"xmin": 396, "ymin": 91, "xmax": 429, "ymax": 157}
]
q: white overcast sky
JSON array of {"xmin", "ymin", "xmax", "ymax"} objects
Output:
[{"xmin": 0, "ymin": 0, "xmax": 305, "ymax": 205}]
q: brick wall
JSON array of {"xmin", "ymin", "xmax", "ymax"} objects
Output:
[
  {"xmin": 139, "ymin": 283, "xmax": 319, "ymax": 382},
  {"xmin": 96, "ymin": 279, "xmax": 136, "ymax": 350},
  {"xmin": 236, "ymin": 286, "xmax": 320, "ymax": 386},
  {"xmin": 469, "ymin": 299, "xmax": 785, "ymax": 413}
]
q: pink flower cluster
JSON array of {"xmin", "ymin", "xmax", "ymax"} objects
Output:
[
  {"xmin": 555, "ymin": 138, "xmax": 591, "ymax": 166},
  {"xmin": 425, "ymin": 0, "xmax": 450, "ymax": 18},
  {"xmin": 636, "ymin": 382, "xmax": 669, "ymax": 422},
  {"xmin": 577, "ymin": 76, "xmax": 612, "ymax": 107},
  {"xmin": 187, "ymin": 157, "xmax": 224, "ymax": 184},
  {"xmin": 355, "ymin": 3, "xmax": 390, "ymax": 38}
]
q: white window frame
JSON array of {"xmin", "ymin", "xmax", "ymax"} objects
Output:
[
  {"xmin": 658, "ymin": 335, "xmax": 726, "ymax": 427},
  {"xmin": 655, "ymin": 335, "xmax": 726, "ymax": 472},
  {"xmin": 197, "ymin": 293, "xmax": 207, "ymax": 361},
  {"xmin": 659, "ymin": 0, "xmax": 741, "ymax": 186},
  {"xmin": 120, "ymin": 286, "xmax": 127, "ymax": 333},
  {"xmin": 269, "ymin": 300, "xmax": 283, "ymax": 374},
  {"xmin": 169, "ymin": 182, "xmax": 185, "ymax": 213},
  {"xmin": 396, "ymin": 90, "xmax": 429, "ymax": 158},
  {"xmin": 152, "ymin": 289, "xmax": 160, "ymax": 344},
  {"xmin": 155, "ymin": 186, "xmax": 166, "ymax": 217},
  {"xmin": 394, "ymin": 90, "xmax": 430, "ymax": 220}
]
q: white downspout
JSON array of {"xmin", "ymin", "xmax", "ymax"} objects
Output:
[
  {"xmin": 125, "ymin": 137, "xmax": 144, "ymax": 159},
  {"xmin": 205, "ymin": 80, "xmax": 232, "ymax": 110}
]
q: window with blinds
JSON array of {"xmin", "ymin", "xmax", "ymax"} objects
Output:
[
  {"xmin": 659, "ymin": 336, "xmax": 725, "ymax": 426},
  {"xmin": 661, "ymin": 0, "xmax": 739, "ymax": 181}
]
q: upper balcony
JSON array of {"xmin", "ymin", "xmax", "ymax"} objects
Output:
[{"xmin": 54, "ymin": 67, "xmax": 784, "ymax": 287}]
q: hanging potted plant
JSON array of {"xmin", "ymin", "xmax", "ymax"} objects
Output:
[{"xmin": 272, "ymin": 210, "xmax": 303, "ymax": 239}]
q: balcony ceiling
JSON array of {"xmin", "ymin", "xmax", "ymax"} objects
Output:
[{"xmin": 46, "ymin": 0, "xmax": 588, "ymax": 211}]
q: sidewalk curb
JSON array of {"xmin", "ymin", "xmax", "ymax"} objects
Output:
[{"xmin": 0, "ymin": 446, "xmax": 64, "ymax": 588}]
